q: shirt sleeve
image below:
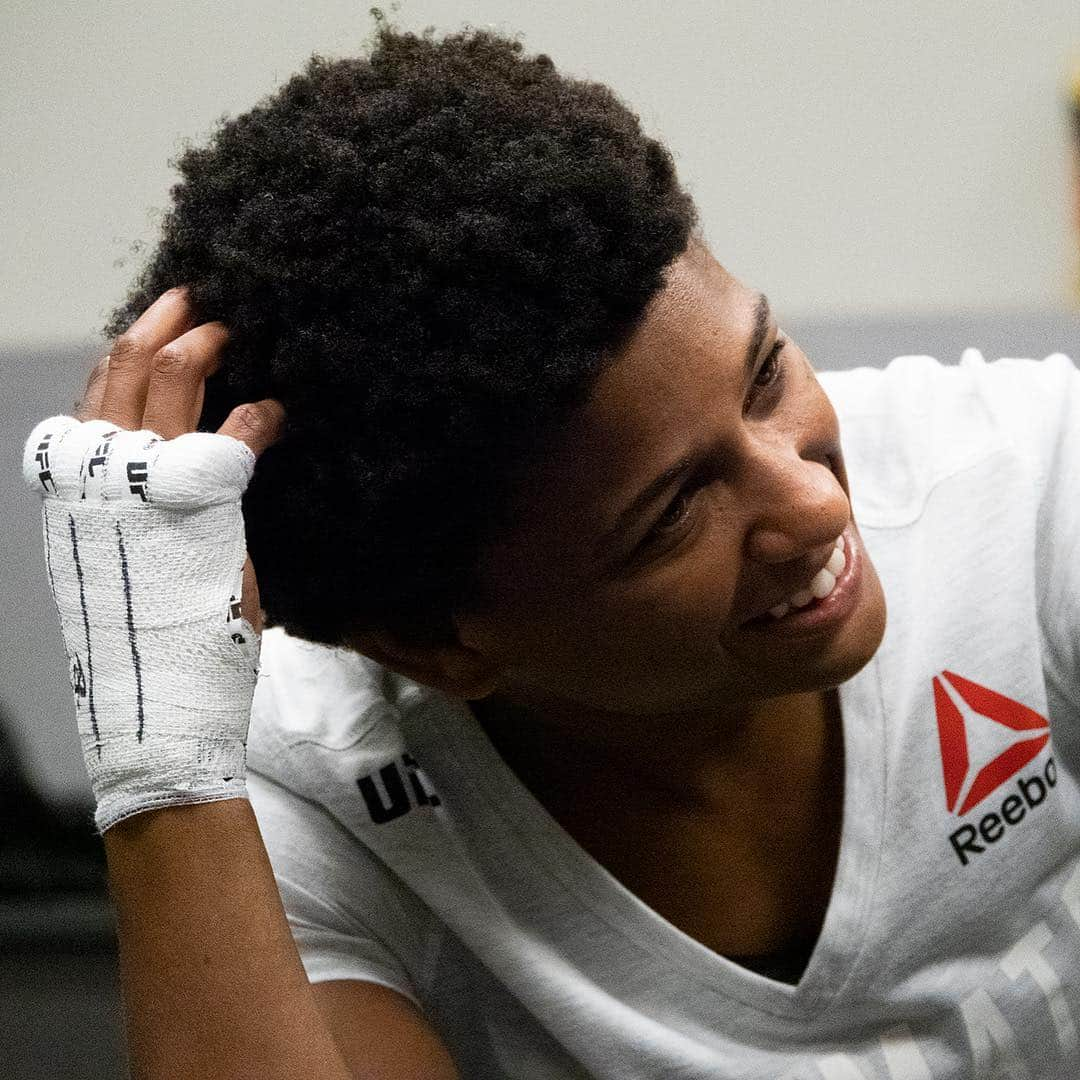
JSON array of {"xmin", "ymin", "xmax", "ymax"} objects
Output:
[
  {"xmin": 1028, "ymin": 353, "xmax": 1080, "ymax": 694},
  {"xmin": 246, "ymin": 767, "xmax": 430, "ymax": 1010},
  {"xmin": 959, "ymin": 349, "xmax": 1080, "ymax": 690}
]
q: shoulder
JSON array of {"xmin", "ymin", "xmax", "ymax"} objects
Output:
[
  {"xmin": 818, "ymin": 350, "xmax": 1080, "ymax": 528},
  {"xmin": 248, "ymin": 627, "xmax": 415, "ymax": 800},
  {"xmin": 818, "ymin": 348, "xmax": 1079, "ymax": 428}
]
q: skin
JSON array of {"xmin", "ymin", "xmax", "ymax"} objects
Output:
[
  {"xmin": 353, "ymin": 238, "xmax": 888, "ymax": 967},
  {"xmin": 73, "ymin": 287, "xmax": 281, "ymax": 634}
]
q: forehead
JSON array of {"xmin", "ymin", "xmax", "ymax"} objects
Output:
[
  {"xmin": 488, "ymin": 245, "xmax": 759, "ymax": 573},
  {"xmin": 584, "ymin": 247, "xmax": 750, "ymax": 457}
]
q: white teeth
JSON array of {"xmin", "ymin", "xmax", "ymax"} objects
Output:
[
  {"xmin": 766, "ymin": 535, "xmax": 849, "ymax": 619},
  {"xmin": 825, "ymin": 546, "xmax": 845, "ymax": 576},
  {"xmin": 809, "ymin": 568, "xmax": 836, "ymax": 599}
]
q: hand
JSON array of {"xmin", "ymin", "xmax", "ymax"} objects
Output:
[
  {"xmin": 24, "ymin": 286, "xmax": 285, "ymax": 833},
  {"xmin": 73, "ymin": 286, "xmax": 283, "ymax": 635}
]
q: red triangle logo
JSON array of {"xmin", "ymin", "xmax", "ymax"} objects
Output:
[{"xmin": 933, "ymin": 671, "xmax": 1049, "ymax": 816}]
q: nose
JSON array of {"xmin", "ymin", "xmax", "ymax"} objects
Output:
[{"xmin": 742, "ymin": 448, "xmax": 850, "ymax": 565}]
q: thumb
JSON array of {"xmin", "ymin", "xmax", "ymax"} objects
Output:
[
  {"xmin": 217, "ymin": 399, "xmax": 286, "ymax": 459},
  {"xmin": 240, "ymin": 554, "xmax": 263, "ymax": 637}
]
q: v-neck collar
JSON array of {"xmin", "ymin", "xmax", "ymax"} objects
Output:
[{"xmin": 415, "ymin": 647, "xmax": 888, "ymax": 1023}]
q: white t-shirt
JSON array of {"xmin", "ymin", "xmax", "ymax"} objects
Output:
[{"xmin": 247, "ymin": 348, "xmax": 1080, "ymax": 1079}]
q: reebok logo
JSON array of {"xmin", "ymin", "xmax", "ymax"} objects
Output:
[
  {"xmin": 933, "ymin": 671, "xmax": 1053, "ymax": 866},
  {"xmin": 934, "ymin": 671, "xmax": 1050, "ymax": 815}
]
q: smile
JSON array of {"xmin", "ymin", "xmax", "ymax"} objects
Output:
[
  {"xmin": 768, "ymin": 534, "xmax": 846, "ymax": 618},
  {"xmin": 741, "ymin": 525, "xmax": 863, "ymax": 637}
]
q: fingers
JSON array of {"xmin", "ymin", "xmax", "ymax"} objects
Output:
[
  {"xmin": 74, "ymin": 356, "xmax": 110, "ymax": 422},
  {"xmin": 217, "ymin": 399, "xmax": 286, "ymax": 459},
  {"xmin": 81, "ymin": 286, "xmax": 285, "ymax": 463},
  {"xmin": 140, "ymin": 321, "xmax": 228, "ymax": 439},
  {"xmin": 97, "ymin": 288, "xmax": 198, "ymax": 430}
]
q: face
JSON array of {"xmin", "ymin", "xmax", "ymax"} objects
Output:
[{"xmin": 453, "ymin": 241, "xmax": 887, "ymax": 726}]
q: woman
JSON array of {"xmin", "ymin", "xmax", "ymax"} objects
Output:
[{"xmin": 23, "ymin": 24, "xmax": 1080, "ymax": 1079}]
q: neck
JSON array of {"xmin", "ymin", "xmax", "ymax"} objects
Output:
[{"xmin": 470, "ymin": 687, "xmax": 841, "ymax": 817}]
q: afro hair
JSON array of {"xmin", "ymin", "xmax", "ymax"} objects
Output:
[{"xmin": 104, "ymin": 22, "xmax": 699, "ymax": 649}]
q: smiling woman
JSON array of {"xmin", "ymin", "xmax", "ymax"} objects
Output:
[{"xmin": 23, "ymin": 18, "xmax": 1080, "ymax": 1080}]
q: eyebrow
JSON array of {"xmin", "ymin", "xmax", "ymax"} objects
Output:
[{"xmin": 594, "ymin": 292, "xmax": 772, "ymax": 557}]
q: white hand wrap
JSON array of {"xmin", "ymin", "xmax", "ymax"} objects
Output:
[{"xmin": 22, "ymin": 415, "xmax": 261, "ymax": 834}]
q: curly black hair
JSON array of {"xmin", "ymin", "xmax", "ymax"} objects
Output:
[{"xmin": 104, "ymin": 23, "xmax": 699, "ymax": 649}]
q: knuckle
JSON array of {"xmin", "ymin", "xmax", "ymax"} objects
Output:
[
  {"xmin": 233, "ymin": 404, "xmax": 265, "ymax": 432},
  {"xmin": 151, "ymin": 346, "xmax": 193, "ymax": 377},
  {"xmin": 110, "ymin": 332, "xmax": 145, "ymax": 364}
]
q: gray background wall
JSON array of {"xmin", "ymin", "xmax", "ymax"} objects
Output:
[{"xmin": 5, "ymin": 0, "xmax": 1080, "ymax": 808}]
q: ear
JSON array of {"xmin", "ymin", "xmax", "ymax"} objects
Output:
[{"xmin": 346, "ymin": 627, "xmax": 503, "ymax": 700}]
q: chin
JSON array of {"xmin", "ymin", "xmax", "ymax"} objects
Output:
[
  {"xmin": 734, "ymin": 577, "xmax": 888, "ymax": 701},
  {"xmin": 816, "ymin": 584, "xmax": 888, "ymax": 690}
]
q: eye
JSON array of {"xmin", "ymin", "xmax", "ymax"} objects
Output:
[
  {"xmin": 634, "ymin": 335, "xmax": 791, "ymax": 561},
  {"xmin": 754, "ymin": 335, "xmax": 788, "ymax": 391},
  {"xmin": 654, "ymin": 487, "xmax": 693, "ymax": 533},
  {"xmin": 639, "ymin": 482, "xmax": 701, "ymax": 552}
]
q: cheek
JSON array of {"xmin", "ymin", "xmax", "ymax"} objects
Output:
[
  {"xmin": 796, "ymin": 356, "xmax": 840, "ymax": 430},
  {"xmin": 566, "ymin": 532, "xmax": 743, "ymax": 665}
]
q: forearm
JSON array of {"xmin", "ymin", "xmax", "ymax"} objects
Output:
[
  {"xmin": 104, "ymin": 797, "xmax": 352, "ymax": 1080},
  {"xmin": 28, "ymin": 297, "xmax": 351, "ymax": 1076}
]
